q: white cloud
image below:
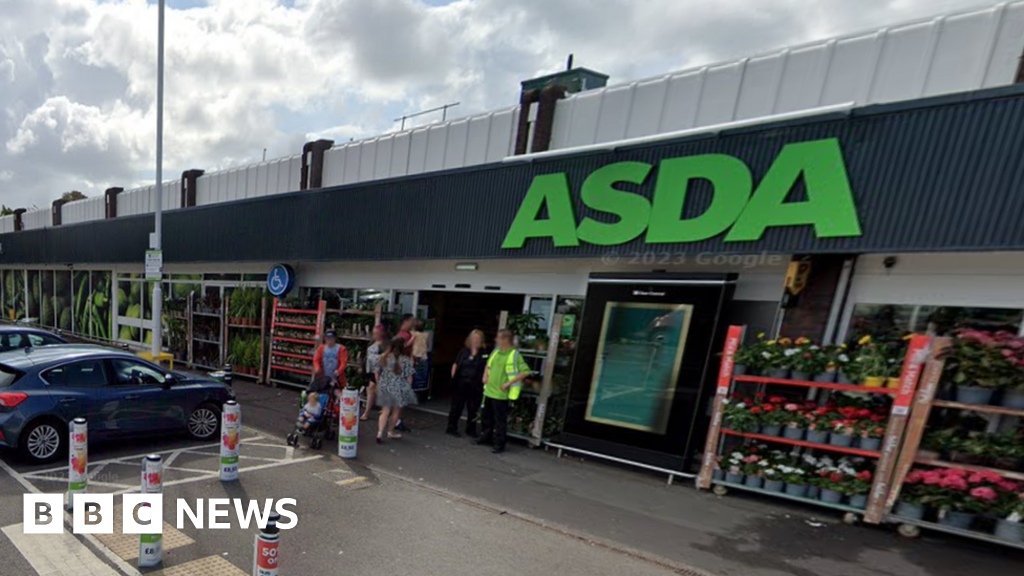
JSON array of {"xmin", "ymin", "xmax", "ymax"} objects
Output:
[{"xmin": 0, "ymin": 0, "xmax": 1001, "ymax": 207}]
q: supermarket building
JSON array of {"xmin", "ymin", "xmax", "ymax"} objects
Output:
[{"xmin": 5, "ymin": 3, "xmax": 1024, "ymax": 471}]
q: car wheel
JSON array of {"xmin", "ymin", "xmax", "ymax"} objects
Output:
[
  {"xmin": 20, "ymin": 420, "xmax": 64, "ymax": 464},
  {"xmin": 187, "ymin": 404, "xmax": 220, "ymax": 440}
]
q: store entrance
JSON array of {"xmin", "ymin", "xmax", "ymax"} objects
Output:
[{"xmin": 418, "ymin": 291, "xmax": 526, "ymax": 399}]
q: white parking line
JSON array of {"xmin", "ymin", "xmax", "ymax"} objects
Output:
[
  {"xmin": 3, "ymin": 524, "xmax": 121, "ymax": 576},
  {"xmin": 0, "ymin": 458, "xmax": 142, "ymax": 576}
]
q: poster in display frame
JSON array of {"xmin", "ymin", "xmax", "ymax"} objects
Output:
[{"xmin": 584, "ymin": 302, "xmax": 694, "ymax": 435}]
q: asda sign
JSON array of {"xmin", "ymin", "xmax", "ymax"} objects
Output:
[{"xmin": 501, "ymin": 138, "xmax": 862, "ymax": 248}]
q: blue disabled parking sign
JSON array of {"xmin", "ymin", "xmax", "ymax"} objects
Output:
[{"xmin": 267, "ymin": 264, "xmax": 295, "ymax": 298}]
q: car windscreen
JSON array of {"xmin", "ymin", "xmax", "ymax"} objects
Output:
[{"xmin": 0, "ymin": 363, "xmax": 23, "ymax": 388}]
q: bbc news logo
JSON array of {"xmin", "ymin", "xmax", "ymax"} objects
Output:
[{"xmin": 23, "ymin": 495, "xmax": 297, "ymax": 534}]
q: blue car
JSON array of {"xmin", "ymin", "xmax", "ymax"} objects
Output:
[
  {"xmin": 0, "ymin": 345, "xmax": 235, "ymax": 463},
  {"xmin": 0, "ymin": 325, "xmax": 67, "ymax": 352}
]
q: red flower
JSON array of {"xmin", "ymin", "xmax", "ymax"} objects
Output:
[
  {"xmin": 763, "ymin": 405, "xmax": 776, "ymax": 412},
  {"xmin": 769, "ymin": 396, "xmax": 786, "ymax": 404},
  {"xmin": 815, "ymin": 407, "xmax": 830, "ymax": 415},
  {"xmin": 755, "ymin": 392, "xmax": 766, "ymax": 398},
  {"xmin": 922, "ymin": 472, "xmax": 942, "ymax": 485},
  {"xmin": 855, "ymin": 470, "xmax": 873, "ymax": 482},
  {"xmin": 970, "ymin": 487, "xmax": 998, "ymax": 501},
  {"xmin": 750, "ymin": 407, "xmax": 763, "ymax": 414},
  {"xmin": 906, "ymin": 470, "xmax": 924, "ymax": 484},
  {"xmin": 829, "ymin": 472, "xmax": 844, "ymax": 483}
]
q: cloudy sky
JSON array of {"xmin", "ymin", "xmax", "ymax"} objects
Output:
[{"xmin": 0, "ymin": 0, "xmax": 999, "ymax": 208}]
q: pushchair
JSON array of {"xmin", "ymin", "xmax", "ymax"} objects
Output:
[{"xmin": 286, "ymin": 377, "xmax": 338, "ymax": 450}]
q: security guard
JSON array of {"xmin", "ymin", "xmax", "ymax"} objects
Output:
[{"xmin": 477, "ymin": 328, "xmax": 530, "ymax": 454}]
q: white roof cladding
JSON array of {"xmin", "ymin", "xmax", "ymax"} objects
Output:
[{"xmin": 20, "ymin": 1, "xmax": 1024, "ymax": 230}]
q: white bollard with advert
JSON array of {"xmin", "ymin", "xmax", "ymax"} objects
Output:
[
  {"xmin": 138, "ymin": 454, "xmax": 163, "ymax": 568},
  {"xmin": 338, "ymin": 387, "xmax": 359, "ymax": 459},
  {"xmin": 221, "ymin": 400, "xmax": 241, "ymax": 482},
  {"xmin": 66, "ymin": 417, "xmax": 87, "ymax": 510},
  {"xmin": 253, "ymin": 512, "xmax": 280, "ymax": 576}
]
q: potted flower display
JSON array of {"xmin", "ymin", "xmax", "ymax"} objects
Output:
[
  {"xmin": 996, "ymin": 493, "xmax": 1024, "ymax": 543},
  {"xmin": 733, "ymin": 332, "xmax": 769, "ymax": 375},
  {"xmin": 829, "ymin": 418, "xmax": 857, "ymax": 448},
  {"xmin": 742, "ymin": 454, "xmax": 768, "ymax": 489},
  {"xmin": 858, "ymin": 420, "xmax": 887, "ymax": 452},
  {"xmin": 761, "ymin": 338, "xmax": 792, "ymax": 379},
  {"xmin": 842, "ymin": 470, "xmax": 874, "ymax": 509},
  {"xmin": 781, "ymin": 402, "xmax": 808, "ymax": 441},
  {"xmin": 721, "ymin": 397, "xmax": 759, "ymax": 433},
  {"xmin": 758, "ymin": 396, "xmax": 788, "ymax": 437},
  {"xmin": 785, "ymin": 337, "xmax": 822, "ymax": 381},
  {"xmin": 779, "ymin": 464, "xmax": 810, "ymax": 498},
  {"xmin": 814, "ymin": 471, "xmax": 847, "ymax": 504},
  {"xmin": 725, "ymin": 451, "xmax": 747, "ymax": 484},
  {"xmin": 815, "ymin": 344, "xmax": 846, "ymax": 383},
  {"xmin": 942, "ymin": 329, "xmax": 1020, "ymax": 406},
  {"xmin": 855, "ymin": 337, "xmax": 889, "ymax": 387},
  {"xmin": 895, "ymin": 470, "xmax": 931, "ymax": 520},
  {"xmin": 762, "ymin": 464, "xmax": 785, "ymax": 493},
  {"xmin": 805, "ymin": 407, "xmax": 832, "ymax": 444}
]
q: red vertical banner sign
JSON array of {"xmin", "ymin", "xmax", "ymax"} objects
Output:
[
  {"xmin": 697, "ymin": 325, "xmax": 744, "ymax": 490},
  {"xmin": 864, "ymin": 334, "xmax": 931, "ymax": 524}
]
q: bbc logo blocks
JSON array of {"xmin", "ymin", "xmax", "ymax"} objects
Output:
[{"xmin": 23, "ymin": 494, "xmax": 163, "ymax": 534}]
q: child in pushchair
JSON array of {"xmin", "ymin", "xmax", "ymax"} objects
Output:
[{"xmin": 286, "ymin": 377, "xmax": 338, "ymax": 449}]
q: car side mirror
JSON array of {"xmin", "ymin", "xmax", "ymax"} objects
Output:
[{"xmin": 162, "ymin": 373, "xmax": 175, "ymax": 388}]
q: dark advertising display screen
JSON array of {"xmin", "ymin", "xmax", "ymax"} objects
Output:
[{"xmin": 560, "ymin": 273, "xmax": 736, "ymax": 471}]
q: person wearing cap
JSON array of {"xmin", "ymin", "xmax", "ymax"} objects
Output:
[
  {"xmin": 313, "ymin": 330, "xmax": 348, "ymax": 388},
  {"xmin": 360, "ymin": 324, "xmax": 388, "ymax": 421}
]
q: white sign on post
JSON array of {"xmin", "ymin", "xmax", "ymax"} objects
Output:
[{"xmin": 145, "ymin": 250, "xmax": 163, "ymax": 282}]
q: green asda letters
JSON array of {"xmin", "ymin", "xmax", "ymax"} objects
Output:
[{"xmin": 500, "ymin": 138, "xmax": 862, "ymax": 249}]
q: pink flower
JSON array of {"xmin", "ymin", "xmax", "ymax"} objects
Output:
[
  {"xmin": 923, "ymin": 472, "xmax": 942, "ymax": 485},
  {"xmin": 784, "ymin": 403, "xmax": 800, "ymax": 412},
  {"xmin": 906, "ymin": 471, "xmax": 925, "ymax": 484},
  {"xmin": 970, "ymin": 487, "xmax": 998, "ymax": 501},
  {"xmin": 998, "ymin": 481, "xmax": 1021, "ymax": 492},
  {"xmin": 940, "ymin": 475, "xmax": 969, "ymax": 491}
]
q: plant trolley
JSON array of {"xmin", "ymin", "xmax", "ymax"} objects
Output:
[
  {"xmin": 697, "ymin": 326, "xmax": 933, "ymax": 525},
  {"xmin": 884, "ymin": 336, "xmax": 1024, "ymax": 549},
  {"xmin": 267, "ymin": 299, "xmax": 326, "ymax": 389}
]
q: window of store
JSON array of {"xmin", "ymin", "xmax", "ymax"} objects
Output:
[{"xmin": 845, "ymin": 303, "xmax": 1024, "ymax": 342}]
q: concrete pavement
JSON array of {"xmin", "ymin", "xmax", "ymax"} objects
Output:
[
  {"xmin": 2, "ymin": 377, "xmax": 1022, "ymax": 576},
  {"xmin": 233, "ymin": 378, "xmax": 1024, "ymax": 576}
]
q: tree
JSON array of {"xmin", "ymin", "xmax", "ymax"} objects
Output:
[
  {"xmin": 0, "ymin": 205, "xmax": 14, "ymax": 216},
  {"xmin": 61, "ymin": 191, "xmax": 87, "ymax": 202}
]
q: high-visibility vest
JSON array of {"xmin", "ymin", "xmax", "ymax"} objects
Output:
[{"xmin": 487, "ymin": 349, "xmax": 524, "ymax": 400}]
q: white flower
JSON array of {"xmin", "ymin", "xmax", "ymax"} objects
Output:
[
  {"xmin": 809, "ymin": 345, "xmax": 820, "ymax": 351},
  {"xmin": 761, "ymin": 351, "xmax": 771, "ymax": 359},
  {"xmin": 838, "ymin": 354, "xmax": 849, "ymax": 363},
  {"xmin": 784, "ymin": 348, "xmax": 799, "ymax": 357},
  {"xmin": 736, "ymin": 402, "xmax": 746, "ymax": 409}
]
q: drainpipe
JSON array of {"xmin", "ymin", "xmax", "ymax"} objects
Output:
[
  {"xmin": 13, "ymin": 208, "xmax": 25, "ymax": 231},
  {"xmin": 52, "ymin": 199, "xmax": 66, "ymax": 226},
  {"xmin": 531, "ymin": 84, "xmax": 567, "ymax": 153},
  {"xmin": 180, "ymin": 169, "xmax": 204, "ymax": 208},
  {"xmin": 104, "ymin": 187, "xmax": 123, "ymax": 219},
  {"xmin": 299, "ymin": 139, "xmax": 334, "ymax": 190}
]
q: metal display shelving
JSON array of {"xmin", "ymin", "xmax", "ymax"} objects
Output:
[
  {"xmin": 223, "ymin": 295, "xmax": 267, "ymax": 382},
  {"xmin": 267, "ymin": 299, "xmax": 326, "ymax": 389},
  {"xmin": 884, "ymin": 336, "xmax": 1024, "ymax": 548},
  {"xmin": 697, "ymin": 325, "xmax": 933, "ymax": 525}
]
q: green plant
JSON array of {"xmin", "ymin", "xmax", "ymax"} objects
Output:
[
  {"xmin": 507, "ymin": 313, "xmax": 545, "ymax": 340},
  {"xmin": 941, "ymin": 330, "xmax": 1021, "ymax": 389},
  {"xmin": 721, "ymin": 397, "xmax": 759, "ymax": 432}
]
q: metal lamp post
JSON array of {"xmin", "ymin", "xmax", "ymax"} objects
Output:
[{"xmin": 151, "ymin": 0, "xmax": 165, "ymax": 356}]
